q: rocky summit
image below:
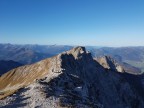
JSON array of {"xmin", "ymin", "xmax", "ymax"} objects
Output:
[{"xmin": 0, "ymin": 46, "xmax": 144, "ymax": 108}]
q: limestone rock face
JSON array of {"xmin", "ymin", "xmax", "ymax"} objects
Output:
[
  {"xmin": 0, "ymin": 47, "xmax": 144, "ymax": 108},
  {"xmin": 95, "ymin": 56, "xmax": 125, "ymax": 72},
  {"xmin": 95, "ymin": 56, "xmax": 142, "ymax": 75}
]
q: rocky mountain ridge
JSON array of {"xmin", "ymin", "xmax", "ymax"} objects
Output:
[
  {"xmin": 0, "ymin": 43, "xmax": 144, "ymax": 72},
  {"xmin": 0, "ymin": 46, "xmax": 144, "ymax": 108}
]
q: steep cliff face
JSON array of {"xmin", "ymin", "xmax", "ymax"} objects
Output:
[{"xmin": 0, "ymin": 47, "xmax": 144, "ymax": 108}]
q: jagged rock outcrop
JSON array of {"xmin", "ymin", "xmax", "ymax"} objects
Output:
[
  {"xmin": 95, "ymin": 56, "xmax": 125, "ymax": 72},
  {"xmin": 0, "ymin": 47, "xmax": 144, "ymax": 108},
  {"xmin": 95, "ymin": 56, "xmax": 142, "ymax": 75}
]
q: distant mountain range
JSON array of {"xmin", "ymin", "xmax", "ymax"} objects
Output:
[
  {"xmin": 0, "ymin": 43, "xmax": 72, "ymax": 64},
  {"xmin": 0, "ymin": 46, "xmax": 144, "ymax": 108},
  {"xmin": 0, "ymin": 43, "xmax": 144, "ymax": 73}
]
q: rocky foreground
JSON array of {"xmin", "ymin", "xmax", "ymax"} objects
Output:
[{"xmin": 0, "ymin": 46, "xmax": 144, "ymax": 108}]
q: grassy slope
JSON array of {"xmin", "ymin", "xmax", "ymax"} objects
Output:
[{"xmin": 0, "ymin": 58, "xmax": 52, "ymax": 99}]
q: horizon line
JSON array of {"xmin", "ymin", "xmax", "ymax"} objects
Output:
[{"xmin": 0, "ymin": 42, "xmax": 144, "ymax": 48}]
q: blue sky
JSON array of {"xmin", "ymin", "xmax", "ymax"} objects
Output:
[{"xmin": 0, "ymin": 0, "xmax": 144, "ymax": 46}]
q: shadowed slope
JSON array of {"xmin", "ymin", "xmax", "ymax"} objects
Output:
[
  {"xmin": 0, "ymin": 60, "xmax": 22, "ymax": 76},
  {"xmin": 0, "ymin": 46, "xmax": 144, "ymax": 108}
]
